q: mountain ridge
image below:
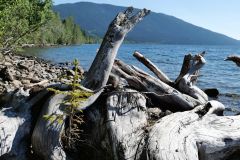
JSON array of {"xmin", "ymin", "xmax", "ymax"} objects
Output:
[{"xmin": 53, "ymin": 2, "xmax": 240, "ymax": 45}]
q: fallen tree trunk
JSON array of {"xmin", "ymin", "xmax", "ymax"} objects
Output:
[
  {"xmin": 147, "ymin": 101, "xmax": 240, "ymax": 160},
  {"xmin": 132, "ymin": 51, "xmax": 208, "ymax": 106}
]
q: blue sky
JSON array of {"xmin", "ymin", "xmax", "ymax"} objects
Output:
[{"xmin": 54, "ymin": 0, "xmax": 240, "ymax": 40}]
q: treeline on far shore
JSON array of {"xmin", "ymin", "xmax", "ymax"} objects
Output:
[
  {"xmin": 0, "ymin": 0, "xmax": 99, "ymax": 52},
  {"xmin": 24, "ymin": 13, "xmax": 99, "ymax": 47}
]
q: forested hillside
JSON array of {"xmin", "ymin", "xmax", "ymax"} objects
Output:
[
  {"xmin": 54, "ymin": 2, "xmax": 240, "ymax": 45},
  {"xmin": 0, "ymin": 0, "xmax": 96, "ymax": 52},
  {"xmin": 24, "ymin": 13, "xmax": 96, "ymax": 46}
]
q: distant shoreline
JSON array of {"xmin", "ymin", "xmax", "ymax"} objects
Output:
[
  {"xmin": 21, "ymin": 42, "xmax": 97, "ymax": 49},
  {"xmin": 20, "ymin": 42, "xmax": 240, "ymax": 50}
]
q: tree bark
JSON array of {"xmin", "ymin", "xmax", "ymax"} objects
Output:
[{"xmin": 106, "ymin": 89, "xmax": 148, "ymax": 160}]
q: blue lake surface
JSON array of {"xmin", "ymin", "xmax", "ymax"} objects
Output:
[{"xmin": 22, "ymin": 44, "xmax": 240, "ymax": 114}]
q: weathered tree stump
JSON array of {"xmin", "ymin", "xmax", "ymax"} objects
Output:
[
  {"xmin": 106, "ymin": 89, "xmax": 148, "ymax": 160},
  {"xmin": 177, "ymin": 54, "xmax": 208, "ymax": 104},
  {"xmin": 31, "ymin": 7, "xmax": 150, "ymax": 160}
]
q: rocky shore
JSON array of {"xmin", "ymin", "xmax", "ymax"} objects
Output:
[{"xmin": 0, "ymin": 52, "xmax": 84, "ymax": 94}]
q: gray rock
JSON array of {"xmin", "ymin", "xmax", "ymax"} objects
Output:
[
  {"xmin": 147, "ymin": 107, "xmax": 162, "ymax": 120},
  {"xmin": 0, "ymin": 52, "xmax": 3, "ymax": 61},
  {"xmin": 4, "ymin": 62, "xmax": 12, "ymax": 66},
  {"xmin": 21, "ymin": 80, "xmax": 30, "ymax": 85},
  {"xmin": 67, "ymin": 69, "xmax": 75, "ymax": 76},
  {"xmin": 12, "ymin": 80, "xmax": 22, "ymax": 88}
]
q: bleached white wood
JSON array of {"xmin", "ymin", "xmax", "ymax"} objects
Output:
[
  {"xmin": 133, "ymin": 51, "xmax": 173, "ymax": 85},
  {"xmin": 148, "ymin": 102, "xmax": 240, "ymax": 160},
  {"xmin": 31, "ymin": 94, "xmax": 67, "ymax": 160},
  {"xmin": 81, "ymin": 8, "xmax": 150, "ymax": 90},
  {"xmin": 178, "ymin": 54, "xmax": 208, "ymax": 104},
  {"xmin": 0, "ymin": 88, "xmax": 48, "ymax": 159},
  {"xmin": 112, "ymin": 59, "xmax": 201, "ymax": 110},
  {"xmin": 106, "ymin": 89, "xmax": 148, "ymax": 160},
  {"xmin": 0, "ymin": 88, "xmax": 30, "ymax": 159}
]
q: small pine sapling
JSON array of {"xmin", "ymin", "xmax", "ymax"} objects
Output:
[{"xmin": 44, "ymin": 59, "xmax": 93, "ymax": 149}]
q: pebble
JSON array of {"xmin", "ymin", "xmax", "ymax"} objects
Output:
[
  {"xmin": 0, "ymin": 53, "xmax": 82, "ymax": 94},
  {"xmin": 147, "ymin": 108, "xmax": 162, "ymax": 120},
  {"xmin": 12, "ymin": 80, "xmax": 22, "ymax": 88},
  {"xmin": 21, "ymin": 80, "xmax": 31, "ymax": 84},
  {"xmin": 4, "ymin": 62, "xmax": 12, "ymax": 66}
]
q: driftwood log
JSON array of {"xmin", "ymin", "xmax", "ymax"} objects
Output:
[
  {"xmin": 0, "ymin": 88, "xmax": 49, "ymax": 159},
  {"xmin": 133, "ymin": 51, "xmax": 173, "ymax": 85},
  {"xmin": 81, "ymin": 7, "xmax": 150, "ymax": 90},
  {"xmin": 111, "ymin": 59, "xmax": 201, "ymax": 111},
  {"xmin": 148, "ymin": 102, "xmax": 240, "ymax": 160},
  {"xmin": 225, "ymin": 55, "xmax": 240, "ymax": 67},
  {"xmin": 0, "ymin": 88, "xmax": 31, "ymax": 159},
  {"xmin": 177, "ymin": 54, "xmax": 208, "ymax": 104},
  {"xmin": 1, "ymin": 7, "xmax": 240, "ymax": 160}
]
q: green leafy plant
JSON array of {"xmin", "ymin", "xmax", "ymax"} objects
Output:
[
  {"xmin": 0, "ymin": 1, "xmax": 97, "ymax": 52},
  {"xmin": 0, "ymin": 0, "xmax": 53, "ymax": 51},
  {"xmin": 44, "ymin": 59, "xmax": 93, "ymax": 149}
]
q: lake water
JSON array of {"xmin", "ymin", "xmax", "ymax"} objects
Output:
[{"xmin": 22, "ymin": 44, "xmax": 240, "ymax": 114}]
